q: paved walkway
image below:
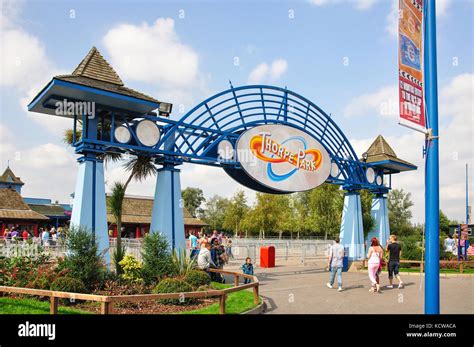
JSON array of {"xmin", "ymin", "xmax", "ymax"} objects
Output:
[{"xmin": 229, "ymin": 262, "xmax": 473, "ymax": 314}]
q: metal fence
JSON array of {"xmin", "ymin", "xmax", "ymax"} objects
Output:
[
  {"xmin": 0, "ymin": 237, "xmax": 333, "ymax": 266},
  {"xmin": 228, "ymin": 239, "xmax": 332, "ymax": 266}
]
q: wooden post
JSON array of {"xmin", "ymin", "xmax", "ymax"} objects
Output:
[
  {"xmin": 234, "ymin": 274, "xmax": 239, "ymax": 287},
  {"xmin": 253, "ymin": 285, "xmax": 259, "ymax": 305},
  {"xmin": 421, "ymin": 261, "xmax": 424, "ymax": 273},
  {"xmin": 50, "ymin": 297, "xmax": 59, "ymax": 315},
  {"xmin": 101, "ymin": 301, "xmax": 113, "ymax": 314},
  {"xmin": 460, "ymin": 262, "xmax": 464, "ymax": 274},
  {"xmin": 219, "ymin": 294, "xmax": 226, "ymax": 315}
]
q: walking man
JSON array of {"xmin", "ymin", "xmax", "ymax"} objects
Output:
[
  {"xmin": 326, "ymin": 236, "xmax": 344, "ymax": 292},
  {"xmin": 386, "ymin": 235, "xmax": 404, "ymax": 289}
]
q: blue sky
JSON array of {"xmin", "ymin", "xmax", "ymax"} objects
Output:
[{"xmin": 1, "ymin": 0, "xmax": 473, "ymax": 223}]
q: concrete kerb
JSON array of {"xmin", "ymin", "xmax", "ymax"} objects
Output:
[{"xmin": 241, "ymin": 299, "xmax": 266, "ymax": 314}]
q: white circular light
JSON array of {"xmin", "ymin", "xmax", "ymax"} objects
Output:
[
  {"xmin": 136, "ymin": 120, "xmax": 161, "ymax": 147},
  {"xmin": 218, "ymin": 140, "xmax": 234, "ymax": 161},
  {"xmin": 330, "ymin": 162, "xmax": 340, "ymax": 178},
  {"xmin": 366, "ymin": 167, "xmax": 376, "ymax": 183},
  {"xmin": 114, "ymin": 126, "xmax": 131, "ymax": 144},
  {"xmin": 376, "ymin": 175, "xmax": 383, "ymax": 186}
]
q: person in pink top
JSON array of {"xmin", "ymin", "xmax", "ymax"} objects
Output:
[{"xmin": 367, "ymin": 237, "xmax": 384, "ymax": 293}]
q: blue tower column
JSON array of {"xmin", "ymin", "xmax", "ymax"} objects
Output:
[
  {"xmin": 367, "ymin": 194, "xmax": 390, "ymax": 248},
  {"xmin": 150, "ymin": 165, "xmax": 186, "ymax": 250},
  {"xmin": 339, "ymin": 191, "xmax": 365, "ymax": 260},
  {"xmin": 70, "ymin": 155, "xmax": 110, "ymax": 266}
]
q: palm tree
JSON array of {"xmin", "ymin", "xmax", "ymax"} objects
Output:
[
  {"xmin": 122, "ymin": 155, "xmax": 158, "ymax": 191},
  {"xmin": 108, "ymin": 182, "xmax": 126, "ymax": 274}
]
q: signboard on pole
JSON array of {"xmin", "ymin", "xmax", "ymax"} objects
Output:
[{"xmin": 398, "ymin": 0, "xmax": 427, "ymax": 133}]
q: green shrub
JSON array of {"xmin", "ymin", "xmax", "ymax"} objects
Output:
[
  {"xmin": 152, "ymin": 278, "xmax": 195, "ymax": 305},
  {"xmin": 141, "ymin": 232, "xmax": 175, "ymax": 284},
  {"xmin": 50, "ymin": 277, "xmax": 86, "ymax": 293},
  {"xmin": 183, "ymin": 270, "xmax": 211, "ymax": 289},
  {"xmin": 400, "ymin": 236, "xmax": 423, "ymax": 260},
  {"xmin": 118, "ymin": 254, "xmax": 143, "ymax": 284},
  {"xmin": 58, "ymin": 226, "xmax": 106, "ymax": 290},
  {"xmin": 171, "ymin": 249, "xmax": 196, "ymax": 277}
]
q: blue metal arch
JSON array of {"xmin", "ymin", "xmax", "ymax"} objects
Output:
[
  {"xmin": 160, "ymin": 84, "xmax": 383, "ymax": 191},
  {"xmin": 72, "ymin": 84, "xmax": 386, "ymax": 191}
]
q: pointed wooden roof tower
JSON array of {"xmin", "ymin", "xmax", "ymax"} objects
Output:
[
  {"xmin": 0, "ymin": 166, "xmax": 24, "ymax": 185},
  {"xmin": 28, "ymin": 47, "xmax": 162, "ymax": 117},
  {"xmin": 361, "ymin": 135, "xmax": 417, "ymax": 174}
]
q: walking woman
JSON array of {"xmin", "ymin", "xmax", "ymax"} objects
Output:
[{"xmin": 367, "ymin": 237, "xmax": 384, "ymax": 293}]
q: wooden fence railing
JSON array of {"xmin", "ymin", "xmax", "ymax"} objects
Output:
[
  {"xmin": 361, "ymin": 260, "xmax": 474, "ymax": 273},
  {"xmin": 0, "ymin": 269, "xmax": 259, "ymax": 315}
]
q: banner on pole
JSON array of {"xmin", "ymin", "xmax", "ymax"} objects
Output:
[{"xmin": 398, "ymin": 0, "xmax": 427, "ymax": 133}]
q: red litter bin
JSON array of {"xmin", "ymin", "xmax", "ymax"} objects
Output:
[{"xmin": 260, "ymin": 246, "xmax": 275, "ymax": 268}]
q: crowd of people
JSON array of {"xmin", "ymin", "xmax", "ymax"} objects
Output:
[
  {"xmin": 326, "ymin": 235, "xmax": 404, "ymax": 293},
  {"xmin": 2, "ymin": 225, "xmax": 64, "ymax": 246},
  {"xmin": 189, "ymin": 229, "xmax": 254, "ymax": 283}
]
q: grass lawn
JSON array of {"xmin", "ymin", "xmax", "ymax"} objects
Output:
[
  {"xmin": 0, "ymin": 297, "xmax": 91, "ymax": 314},
  {"xmin": 181, "ymin": 282, "xmax": 260, "ymax": 315}
]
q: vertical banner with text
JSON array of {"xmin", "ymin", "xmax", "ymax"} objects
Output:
[{"xmin": 398, "ymin": 0, "xmax": 426, "ymax": 133}]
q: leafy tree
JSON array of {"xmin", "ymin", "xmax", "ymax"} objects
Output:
[
  {"xmin": 181, "ymin": 187, "xmax": 205, "ymax": 217},
  {"xmin": 305, "ymin": 184, "xmax": 344, "ymax": 239},
  {"xmin": 439, "ymin": 210, "xmax": 451, "ymax": 236},
  {"xmin": 241, "ymin": 193, "xmax": 291, "ymax": 238},
  {"xmin": 223, "ymin": 190, "xmax": 249, "ymax": 236},
  {"xmin": 200, "ymin": 195, "xmax": 231, "ymax": 231},
  {"xmin": 388, "ymin": 188, "xmax": 414, "ymax": 235}
]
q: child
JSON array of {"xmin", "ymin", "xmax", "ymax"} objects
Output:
[{"xmin": 241, "ymin": 257, "xmax": 254, "ymax": 284}]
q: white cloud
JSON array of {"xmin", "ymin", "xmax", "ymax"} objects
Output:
[
  {"xmin": 0, "ymin": 1, "xmax": 69, "ymax": 136},
  {"xmin": 344, "ymin": 85, "xmax": 398, "ymax": 119},
  {"xmin": 349, "ymin": 73, "xmax": 474, "ymax": 224},
  {"xmin": 103, "ymin": 18, "xmax": 199, "ymax": 87},
  {"xmin": 248, "ymin": 59, "xmax": 288, "ymax": 84},
  {"xmin": 0, "ymin": 123, "xmax": 77, "ymax": 203},
  {"xmin": 309, "ymin": 0, "xmax": 377, "ymax": 11},
  {"xmin": 102, "ymin": 17, "xmax": 211, "ymax": 117}
]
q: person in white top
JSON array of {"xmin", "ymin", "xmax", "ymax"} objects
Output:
[
  {"xmin": 367, "ymin": 237, "xmax": 384, "ymax": 293},
  {"xmin": 326, "ymin": 236, "xmax": 345, "ymax": 292}
]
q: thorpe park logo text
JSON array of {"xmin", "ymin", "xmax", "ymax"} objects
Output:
[
  {"xmin": 250, "ymin": 133, "xmax": 323, "ymax": 173},
  {"xmin": 236, "ymin": 124, "xmax": 331, "ymax": 193}
]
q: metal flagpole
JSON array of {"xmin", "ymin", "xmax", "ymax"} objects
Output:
[{"xmin": 424, "ymin": 0, "xmax": 440, "ymax": 314}]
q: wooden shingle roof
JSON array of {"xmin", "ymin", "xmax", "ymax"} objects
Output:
[
  {"xmin": 28, "ymin": 204, "xmax": 67, "ymax": 217},
  {"xmin": 0, "ymin": 167, "xmax": 24, "ymax": 185},
  {"xmin": 362, "ymin": 135, "xmax": 416, "ymax": 173},
  {"xmin": 0, "ymin": 189, "xmax": 49, "ymax": 220},
  {"xmin": 106, "ymin": 195, "xmax": 207, "ymax": 226},
  {"xmin": 72, "ymin": 47, "xmax": 124, "ymax": 86},
  {"xmin": 54, "ymin": 47, "xmax": 160, "ymax": 104}
]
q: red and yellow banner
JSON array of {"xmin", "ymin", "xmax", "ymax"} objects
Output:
[{"xmin": 399, "ymin": 0, "xmax": 426, "ymax": 133}]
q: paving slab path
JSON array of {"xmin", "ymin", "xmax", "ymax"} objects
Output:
[{"xmin": 228, "ymin": 262, "xmax": 474, "ymax": 314}]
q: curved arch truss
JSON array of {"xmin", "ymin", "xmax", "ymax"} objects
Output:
[{"xmin": 78, "ymin": 84, "xmax": 385, "ymax": 191}]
